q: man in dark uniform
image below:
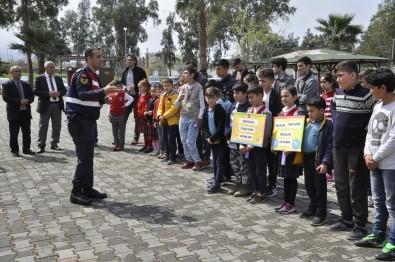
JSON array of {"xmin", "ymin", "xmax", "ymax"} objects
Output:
[{"xmin": 65, "ymin": 47, "xmax": 118, "ymax": 205}]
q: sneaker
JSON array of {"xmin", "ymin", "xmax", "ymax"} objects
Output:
[
  {"xmin": 376, "ymin": 242, "xmax": 395, "ymax": 261},
  {"xmin": 167, "ymin": 159, "xmax": 177, "ymax": 165},
  {"xmin": 149, "ymin": 150, "xmax": 160, "ymax": 156},
  {"xmin": 234, "ymin": 186, "xmax": 252, "ymax": 197},
  {"xmin": 161, "ymin": 157, "xmax": 170, "ymax": 162},
  {"xmin": 192, "ymin": 161, "xmax": 204, "ymax": 171},
  {"xmin": 112, "ymin": 146, "xmax": 118, "ymax": 151},
  {"xmin": 207, "ymin": 183, "xmax": 221, "ymax": 194},
  {"xmin": 221, "ymin": 177, "xmax": 232, "ymax": 186},
  {"xmin": 246, "ymin": 193, "xmax": 257, "ymax": 202},
  {"xmin": 143, "ymin": 147, "xmax": 154, "ymax": 154},
  {"xmin": 137, "ymin": 146, "xmax": 146, "ymax": 152},
  {"xmin": 160, "ymin": 153, "xmax": 168, "ymax": 159},
  {"xmin": 157, "ymin": 152, "xmax": 163, "ymax": 159},
  {"xmin": 266, "ymin": 187, "xmax": 278, "ymax": 198},
  {"xmin": 279, "ymin": 204, "xmax": 296, "ymax": 214},
  {"xmin": 300, "ymin": 211, "xmax": 315, "ymax": 219},
  {"xmin": 250, "ymin": 194, "xmax": 266, "ymax": 204},
  {"xmin": 227, "ymin": 185, "xmax": 241, "ymax": 195},
  {"xmin": 274, "ymin": 202, "xmax": 286, "ymax": 212},
  {"xmin": 354, "ymin": 234, "xmax": 387, "ymax": 248},
  {"xmin": 205, "ymin": 176, "xmax": 215, "ymax": 182},
  {"xmin": 328, "ymin": 220, "xmax": 354, "ymax": 231},
  {"xmin": 117, "ymin": 146, "xmax": 124, "ymax": 151},
  {"xmin": 311, "ymin": 217, "xmax": 327, "ymax": 226},
  {"xmin": 347, "ymin": 226, "xmax": 368, "ymax": 240},
  {"xmin": 181, "ymin": 161, "xmax": 194, "ymax": 169}
]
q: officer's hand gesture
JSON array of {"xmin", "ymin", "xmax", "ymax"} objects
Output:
[{"xmin": 103, "ymin": 85, "xmax": 118, "ymax": 94}]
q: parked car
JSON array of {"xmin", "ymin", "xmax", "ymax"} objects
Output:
[
  {"xmin": 0, "ymin": 77, "xmax": 10, "ymax": 95},
  {"xmin": 167, "ymin": 76, "xmax": 180, "ymax": 85},
  {"xmin": 148, "ymin": 76, "xmax": 161, "ymax": 86}
]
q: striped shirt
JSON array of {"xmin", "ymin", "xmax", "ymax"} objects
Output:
[{"xmin": 321, "ymin": 90, "xmax": 335, "ymax": 121}]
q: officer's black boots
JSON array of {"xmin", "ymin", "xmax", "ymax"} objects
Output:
[
  {"xmin": 84, "ymin": 188, "xmax": 108, "ymax": 199},
  {"xmin": 70, "ymin": 187, "xmax": 92, "ymax": 205}
]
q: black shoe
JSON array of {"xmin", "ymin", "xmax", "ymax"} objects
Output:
[
  {"xmin": 347, "ymin": 226, "xmax": 368, "ymax": 240},
  {"xmin": 23, "ymin": 149, "xmax": 36, "ymax": 155},
  {"xmin": 329, "ymin": 220, "xmax": 354, "ymax": 231},
  {"xmin": 161, "ymin": 157, "xmax": 170, "ymax": 162},
  {"xmin": 137, "ymin": 146, "xmax": 146, "ymax": 152},
  {"xmin": 50, "ymin": 144, "xmax": 62, "ymax": 150},
  {"xmin": 376, "ymin": 243, "xmax": 395, "ymax": 261},
  {"xmin": 83, "ymin": 188, "xmax": 107, "ymax": 199},
  {"xmin": 167, "ymin": 159, "xmax": 177, "ymax": 165},
  {"xmin": 11, "ymin": 151, "xmax": 20, "ymax": 157},
  {"xmin": 37, "ymin": 147, "xmax": 45, "ymax": 154},
  {"xmin": 70, "ymin": 192, "xmax": 92, "ymax": 205},
  {"xmin": 300, "ymin": 211, "xmax": 315, "ymax": 219},
  {"xmin": 311, "ymin": 217, "xmax": 327, "ymax": 226},
  {"xmin": 207, "ymin": 183, "xmax": 221, "ymax": 194},
  {"xmin": 143, "ymin": 147, "xmax": 154, "ymax": 154},
  {"xmin": 354, "ymin": 234, "xmax": 387, "ymax": 248}
]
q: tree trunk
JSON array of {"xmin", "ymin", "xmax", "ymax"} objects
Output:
[
  {"xmin": 198, "ymin": 5, "xmax": 207, "ymax": 70},
  {"xmin": 27, "ymin": 52, "xmax": 33, "ymax": 85}
]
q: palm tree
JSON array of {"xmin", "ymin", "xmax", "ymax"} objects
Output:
[
  {"xmin": 315, "ymin": 13, "xmax": 363, "ymax": 51},
  {"xmin": 10, "ymin": 31, "xmax": 34, "ymax": 84}
]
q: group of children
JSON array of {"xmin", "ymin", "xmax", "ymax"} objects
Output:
[{"xmin": 104, "ymin": 59, "xmax": 395, "ymax": 261}]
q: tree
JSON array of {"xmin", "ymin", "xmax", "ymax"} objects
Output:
[
  {"xmin": 359, "ymin": 0, "xmax": 395, "ymax": 59},
  {"xmin": 93, "ymin": 0, "xmax": 160, "ymax": 58},
  {"xmin": 0, "ymin": 0, "xmax": 69, "ymax": 82},
  {"xmin": 300, "ymin": 29, "xmax": 323, "ymax": 50},
  {"xmin": 161, "ymin": 14, "xmax": 177, "ymax": 76},
  {"xmin": 315, "ymin": 13, "xmax": 363, "ymax": 51}
]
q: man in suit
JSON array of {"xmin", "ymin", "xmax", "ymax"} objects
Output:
[
  {"xmin": 2, "ymin": 66, "xmax": 35, "ymax": 157},
  {"xmin": 34, "ymin": 61, "xmax": 67, "ymax": 154},
  {"xmin": 120, "ymin": 54, "xmax": 147, "ymax": 145}
]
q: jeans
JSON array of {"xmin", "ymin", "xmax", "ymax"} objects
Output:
[
  {"xmin": 246, "ymin": 146, "xmax": 267, "ymax": 194},
  {"xmin": 333, "ymin": 146, "xmax": 369, "ymax": 227},
  {"xmin": 371, "ymin": 169, "xmax": 395, "ymax": 244},
  {"xmin": 110, "ymin": 115, "xmax": 125, "ymax": 146},
  {"xmin": 163, "ymin": 124, "xmax": 179, "ymax": 161},
  {"xmin": 179, "ymin": 117, "xmax": 201, "ymax": 162},
  {"xmin": 211, "ymin": 143, "xmax": 225, "ymax": 183},
  {"xmin": 123, "ymin": 97, "xmax": 139, "ymax": 141},
  {"xmin": 156, "ymin": 124, "xmax": 166, "ymax": 152},
  {"xmin": 303, "ymin": 152, "xmax": 327, "ymax": 218}
]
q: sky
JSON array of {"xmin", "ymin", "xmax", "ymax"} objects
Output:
[{"xmin": 0, "ymin": 0, "xmax": 381, "ymax": 62}]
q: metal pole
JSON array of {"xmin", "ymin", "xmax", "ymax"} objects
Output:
[
  {"xmin": 123, "ymin": 28, "xmax": 127, "ymax": 58},
  {"xmin": 392, "ymin": 39, "xmax": 395, "ymax": 69}
]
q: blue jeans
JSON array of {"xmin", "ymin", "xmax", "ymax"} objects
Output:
[
  {"xmin": 371, "ymin": 169, "xmax": 395, "ymax": 244},
  {"xmin": 179, "ymin": 117, "xmax": 201, "ymax": 162},
  {"xmin": 156, "ymin": 124, "xmax": 166, "ymax": 152},
  {"xmin": 211, "ymin": 143, "xmax": 225, "ymax": 183}
]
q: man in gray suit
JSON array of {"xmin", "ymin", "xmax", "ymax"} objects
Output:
[{"xmin": 34, "ymin": 61, "xmax": 67, "ymax": 154}]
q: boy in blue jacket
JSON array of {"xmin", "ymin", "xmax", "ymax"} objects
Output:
[{"xmin": 300, "ymin": 96, "xmax": 333, "ymax": 226}]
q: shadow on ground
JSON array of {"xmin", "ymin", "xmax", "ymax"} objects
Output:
[{"xmin": 92, "ymin": 200, "xmax": 198, "ymax": 226}]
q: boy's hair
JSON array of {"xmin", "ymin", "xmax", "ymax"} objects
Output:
[
  {"xmin": 365, "ymin": 68, "xmax": 395, "ymax": 92},
  {"xmin": 184, "ymin": 66, "xmax": 198, "ymax": 81},
  {"xmin": 296, "ymin": 56, "xmax": 312, "ymax": 66},
  {"xmin": 214, "ymin": 59, "xmax": 230, "ymax": 69},
  {"xmin": 126, "ymin": 54, "xmax": 138, "ymax": 63},
  {"xmin": 271, "ymin": 57, "xmax": 287, "ymax": 71},
  {"xmin": 155, "ymin": 83, "xmax": 164, "ymax": 90},
  {"xmin": 111, "ymin": 80, "xmax": 122, "ymax": 86},
  {"xmin": 185, "ymin": 61, "xmax": 198, "ymax": 69},
  {"xmin": 244, "ymin": 73, "xmax": 259, "ymax": 85},
  {"xmin": 359, "ymin": 68, "xmax": 374, "ymax": 78},
  {"xmin": 205, "ymin": 79, "xmax": 224, "ymax": 92},
  {"xmin": 335, "ymin": 60, "xmax": 358, "ymax": 74},
  {"xmin": 233, "ymin": 58, "xmax": 242, "ymax": 66},
  {"xmin": 321, "ymin": 72, "xmax": 339, "ymax": 89},
  {"xmin": 232, "ymin": 82, "xmax": 248, "ymax": 93},
  {"xmin": 307, "ymin": 96, "xmax": 326, "ymax": 110},
  {"xmin": 258, "ymin": 68, "xmax": 275, "ymax": 80},
  {"xmin": 162, "ymin": 78, "xmax": 173, "ymax": 85},
  {"xmin": 205, "ymin": 87, "xmax": 220, "ymax": 97},
  {"xmin": 246, "ymin": 85, "xmax": 263, "ymax": 95}
]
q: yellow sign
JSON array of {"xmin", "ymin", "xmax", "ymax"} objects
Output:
[
  {"xmin": 230, "ymin": 112, "xmax": 267, "ymax": 147},
  {"xmin": 271, "ymin": 116, "xmax": 305, "ymax": 152}
]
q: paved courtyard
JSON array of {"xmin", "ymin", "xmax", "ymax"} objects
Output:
[{"xmin": 0, "ymin": 98, "xmax": 380, "ymax": 261}]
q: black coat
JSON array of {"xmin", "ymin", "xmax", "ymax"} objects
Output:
[
  {"xmin": 121, "ymin": 66, "xmax": 147, "ymax": 96},
  {"xmin": 34, "ymin": 74, "xmax": 67, "ymax": 113},
  {"xmin": 202, "ymin": 104, "xmax": 227, "ymax": 144},
  {"xmin": 2, "ymin": 79, "xmax": 34, "ymax": 121}
]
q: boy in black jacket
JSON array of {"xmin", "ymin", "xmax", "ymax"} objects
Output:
[{"xmin": 202, "ymin": 87, "xmax": 227, "ymax": 194}]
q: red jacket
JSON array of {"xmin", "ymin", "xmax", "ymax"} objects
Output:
[
  {"xmin": 109, "ymin": 91, "xmax": 126, "ymax": 116},
  {"xmin": 136, "ymin": 92, "xmax": 152, "ymax": 119}
]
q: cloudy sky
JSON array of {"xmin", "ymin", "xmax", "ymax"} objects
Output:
[{"xmin": 0, "ymin": 0, "xmax": 381, "ymax": 61}]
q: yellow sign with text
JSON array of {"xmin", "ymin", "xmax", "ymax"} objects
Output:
[
  {"xmin": 230, "ymin": 112, "xmax": 266, "ymax": 147},
  {"xmin": 271, "ymin": 116, "xmax": 305, "ymax": 152}
]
